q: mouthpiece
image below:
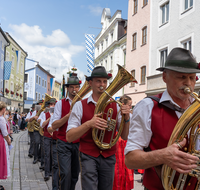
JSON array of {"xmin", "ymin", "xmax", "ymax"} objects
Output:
[
  {"xmin": 100, "ymin": 86, "xmax": 104, "ymax": 90},
  {"xmin": 73, "ymin": 90, "xmax": 76, "ymax": 94},
  {"xmin": 184, "ymin": 87, "xmax": 191, "ymax": 94}
]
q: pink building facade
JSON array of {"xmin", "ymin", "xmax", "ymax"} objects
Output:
[{"xmin": 124, "ymin": 0, "xmax": 150, "ymax": 106}]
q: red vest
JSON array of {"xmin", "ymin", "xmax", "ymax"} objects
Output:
[
  {"xmin": 79, "ymin": 98, "xmax": 117, "ymax": 158},
  {"xmin": 30, "ymin": 111, "xmax": 32, "ymax": 116},
  {"xmin": 143, "ymin": 93, "xmax": 197, "ymax": 190},
  {"xmin": 43, "ymin": 112, "xmax": 51, "ymax": 138},
  {"xmin": 52, "ymin": 130, "xmax": 57, "ymax": 140},
  {"xmin": 57, "ymin": 98, "xmax": 79, "ymax": 143}
]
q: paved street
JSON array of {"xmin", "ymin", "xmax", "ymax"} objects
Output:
[{"xmin": 0, "ymin": 131, "xmax": 143, "ymax": 190}]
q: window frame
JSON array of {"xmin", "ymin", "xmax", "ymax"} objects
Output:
[
  {"xmin": 142, "ymin": 27, "xmax": 147, "ymax": 45},
  {"xmin": 132, "ymin": 33, "xmax": 137, "ymax": 50},
  {"xmin": 141, "ymin": 66, "xmax": 146, "ymax": 84},
  {"xmin": 143, "ymin": 0, "xmax": 148, "ymax": 7},
  {"xmin": 24, "ymin": 74, "xmax": 28, "ymax": 83},
  {"xmin": 182, "ymin": 38, "xmax": 192, "ymax": 52},
  {"xmin": 160, "ymin": 1, "xmax": 169, "ymax": 25},
  {"xmin": 130, "ymin": 70, "xmax": 136, "ymax": 87},
  {"xmin": 133, "ymin": 0, "xmax": 138, "ymax": 15},
  {"xmin": 160, "ymin": 48, "xmax": 168, "ymax": 67}
]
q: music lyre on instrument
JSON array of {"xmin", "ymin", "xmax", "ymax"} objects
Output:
[{"xmin": 162, "ymin": 87, "xmax": 200, "ymax": 190}]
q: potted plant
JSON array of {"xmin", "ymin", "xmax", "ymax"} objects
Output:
[
  {"xmin": 20, "ymin": 94, "xmax": 23, "ymax": 98},
  {"xmin": 11, "ymin": 91, "xmax": 14, "ymax": 95},
  {"xmin": 16, "ymin": 92, "xmax": 19, "ymax": 96},
  {"xmin": 5, "ymin": 88, "xmax": 9, "ymax": 94}
]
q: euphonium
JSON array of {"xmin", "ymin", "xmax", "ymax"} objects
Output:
[
  {"xmin": 162, "ymin": 87, "xmax": 200, "ymax": 190},
  {"xmin": 92, "ymin": 64, "xmax": 137, "ymax": 150},
  {"xmin": 30, "ymin": 93, "xmax": 52, "ymax": 134},
  {"xmin": 70, "ymin": 77, "xmax": 92, "ymax": 110}
]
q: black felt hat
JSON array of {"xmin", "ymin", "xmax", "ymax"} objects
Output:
[
  {"xmin": 31, "ymin": 104, "xmax": 35, "ymax": 108},
  {"xmin": 86, "ymin": 66, "xmax": 112, "ymax": 81},
  {"xmin": 65, "ymin": 73, "xmax": 81, "ymax": 87},
  {"xmin": 156, "ymin": 47, "xmax": 200, "ymax": 73}
]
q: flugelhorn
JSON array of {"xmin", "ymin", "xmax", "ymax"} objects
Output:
[
  {"xmin": 92, "ymin": 64, "xmax": 137, "ymax": 150},
  {"xmin": 162, "ymin": 87, "xmax": 200, "ymax": 190}
]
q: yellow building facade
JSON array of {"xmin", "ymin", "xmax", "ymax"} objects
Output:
[{"xmin": 52, "ymin": 80, "xmax": 60, "ymax": 101}]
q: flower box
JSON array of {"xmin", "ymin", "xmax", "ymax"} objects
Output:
[{"xmin": 5, "ymin": 88, "xmax": 9, "ymax": 94}]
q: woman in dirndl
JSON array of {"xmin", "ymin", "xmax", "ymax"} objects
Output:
[{"xmin": 0, "ymin": 101, "xmax": 11, "ymax": 179}]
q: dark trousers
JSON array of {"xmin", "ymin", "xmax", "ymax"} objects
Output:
[
  {"xmin": 33, "ymin": 130, "xmax": 41, "ymax": 161},
  {"xmin": 57, "ymin": 139, "xmax": 80, "ymax": 190},
  {"xmin": 80, "ymin": 152, "xmax": 116, "ymax": 190},
  {"xmin": 29, "ymin": 131, "xmax": 35, "ymax": 155},
  {"xmin": 44, "ymin": 136, "xmax": 52, "ymax": 177},
  {"xmin": 52, "ymin": 139, "xmax": 59, "ymax": 190},
  {"xmin": 40, "ymin": 135, "xmax": 44, "ymax": 167}
]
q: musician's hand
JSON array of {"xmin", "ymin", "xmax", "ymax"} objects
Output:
[
  {"xmin": 163, "ymin": 138, "xmax": 198, "ymax": 174},
  {"xmin": 35, "ymin": 116, "xmax": 39, "ymax": 120},
  {"xmin": 121, "ymin": 104, "xmax": 131, "ymax": 120},
  {"xmin": 89, "ymin": 113, "xmax": 108, "ymax": 130},
  {"xmin": 48, "ymin": 126, "xmax": 55, "ymax": 134}
]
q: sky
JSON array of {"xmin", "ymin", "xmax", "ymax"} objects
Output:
[{"xmin": 0, "ymin": 0, "xmax": 128, "ymax": 83}]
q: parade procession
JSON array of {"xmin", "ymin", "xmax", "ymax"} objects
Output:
[{"xmin": 1, "ymin": 1, "xmax": 200, "ymax": 190}]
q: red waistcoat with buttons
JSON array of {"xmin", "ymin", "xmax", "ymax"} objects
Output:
[
  {"xmin": 80, "ymin": 98, "xmax": 117, "ymax": 158},
  {"xmin": 143, "ymin": 93, "xmax": 197, "ymax": 190},
  {"xmin": 57, "ymin": 98, "xmax": 79, "ymax": 143},
  {"xmin": 43, "ymin": 112, "xmax": 51, "ymax": 138}
]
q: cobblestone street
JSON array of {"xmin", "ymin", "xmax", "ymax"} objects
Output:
[{"xmin": 0, "ymin": 131, "xmax": 143, "ymax": 190}]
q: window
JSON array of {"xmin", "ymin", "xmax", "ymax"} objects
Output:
[
  {"xmin": 38, "ymin": 93, "xmax": 40, "ymax": 100},
  {"xmin": 111, "ymin": 33, "xmax": 113, "ymax": 43},
  {"xmin": 5, "ymin": 81, "xmax": 8, "ymax": 89},
  {"xmin": 35, "ymin": 92, "xmax": 38, "ymax": 101},
  {"xmin": 133, "ymin": 0, "xmax": 138, "ymax": 14},
  {"xmin": 1, "ymin": 42, "xmax": 4, "ymax": 50},
  {"xmin": 1, "ymin": 54, "xmax": 3, "ymax": 69},
  {"xmin": 36, "ymin": 75, "xmax": 38, "ymax": 83},
  {"xmin": 106, "ymin": 38, "xmax": 108, "ymax": 48},
  {"xmin": 184, "ymin": 0, "xmax": 193, "ymax": 10},
  {"xmin": 124, "ymin": 51, "xmax": 126, "ymax": 66},
  {"xmin": 142, "ymin": 27, "xmax": 147, "ymax": 45},
  {"xmin": 42, "ymin": 94, "xmax": 44, "ymax": 99},
  {"xmin": 110, "ymin": 55, "xmax": 113, "ymax": 70},
  {"xmin": 130, "ymin": 70, "xmax": 135, "ymax": 87},
  {"xmin": 160, "ymin": 49, "xmax": 168, "ymax": 67},
  {"xmin": 141, "ymin": 66, "xmax": 146, "ymax": 84},
  {"xmin": 48, "ymin": 82, "xmax": 50, "ymax": 91},
  {"xmin": 42, "ymin": 79, "xmax": 44, "ymax": 87},
  {"xmin": 161, "ymin": 2, "xmax": 169, "ymax": 25},
  {"xmin": 20, "ymin": 62, "xmax": 23, "ymax": 74},
  {"xmin": 105, "ymin": 60, "xmax": 107, "ymax": 70},
  {"xmin": 0, "ymin": 80, "xmax": 3, "ymax": 93},
  {"xmin": 101, "ymin": 43, "xmax": 103, "ymax": 53},
  {"xmin": 45, "ymin": 80, "xmax": 46, "ymax": 88},
  {"xmin": 143, "ymin": 0, "xmax": 148, "ymax": 6},
  {"xmin": 39, "ymin": 77, "xmax": 41, "ymax": 85},
  {"xmin": 24, "ymin": 74, "xmax": 28, "ymax": 83},
  {"xmin": 12, "ymin": 56, "xmax": 14, "ymax": 68},
  {"xmin": 6, "ymin": 52, "xmax": 9, "ymax": 61},
  {"xmin": 24, "ymin": 92, "xmax": 27, "ymax": 100},
  {"xmin": 182, "ymin": 38, "xmax": 192, "ymax": 52},
  {"xmin": 132, "ymin": 33, "xmax": 137, "ymax": 50}
]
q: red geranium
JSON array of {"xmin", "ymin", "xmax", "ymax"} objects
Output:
[
  {"xmin": 198, "ymin": 62, "xmax": 200, "ymax": 69},
  {"xmin": 108, "ymin": 73, "xmax": 112, "ymax": 78},
  {"xmin": 5, "ymin": 88, "xmax": 9, "ymax": 93},
  {"xmin": 16, "ymin": 92, "xmax": 19, "ymax": 96},
  {"xmin": 20, "ymin": 94, "xmax": 23, "ymax": 97},
  {"xmin": 11, "ymin": 91, "xmax": 14, "ymax": 95}
]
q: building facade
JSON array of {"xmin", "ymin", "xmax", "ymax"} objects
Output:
[
  {"xmin": 4, "ymin": 32, "xmax": 27, "ymax": 113},
  {"xmin": 94, "ymin": 8, "xmax": 127, "ymax": 99},
  {"xmin": 147, "ymin": 0, "xmax": 200, "ymax": 96},
  {"xmin": 24, "ymin": 59, "xmax": 54, "ymax": 112},
  {"xmin": 0, "ymin": 27, "xmax": 9, "ymax": 97},
  {"xmin": 124, "ymin": 0, "xmax": 150, "ymax": 106},
  {"xmin": 53, "ymin": 80, "xmax": 61, "ymax": 101}
]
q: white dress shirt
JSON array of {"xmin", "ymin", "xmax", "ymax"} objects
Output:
[
  {"xmin": 51, "ymin": 96, "xmax": 72, "ymax": 124},
  {"xmin": 38, "ymin": 111, "xmax": 46, "ymax": 127},
  {"xmin": 124, "ymin": 90, "xmax": 194, "ymax": 155},
  {"xmin": 30, "ymin": 110, "xmax": 37, "ymax": 119},
  {"xmin": 67, "ymin": 94, "xmax": 121, "ymax": 132},
  {"xmin": 25, "ymin": 112, "xmax": 32, "ymax": 121}
]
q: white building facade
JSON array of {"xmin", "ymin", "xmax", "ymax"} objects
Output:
[
  {"xmin": 94, "ymin": 8, "xmax": 127, "ymax": 99},
  {"xmin": 147, "ymin": 0, "xmax": 200, "ymax": 95}
]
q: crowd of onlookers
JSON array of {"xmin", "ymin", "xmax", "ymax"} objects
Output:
[{"xmin": 0, "ymin": 102, "xmax": 28, "ymax": 190}]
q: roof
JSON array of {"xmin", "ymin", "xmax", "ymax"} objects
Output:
[
  {"xmin": 55, "ymin": 80, "xmax": 61, "ymax": 85},
  {"xmin": 5, "ymin": 32, "xmax": 28, "ymax": 57},
  {"xmin": 0, "ymin": 27, "xmax": 10, "ymax": 44},
  {"xmin": 37, "ymin": 64, "xmax": 55, "ymax": 78}
]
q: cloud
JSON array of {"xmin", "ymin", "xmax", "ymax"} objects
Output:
[
  {"xmin": 8, "ymin": 23, "xmax": 85, "ymax": 82},
  {"xmin": 88, "ymin": 5, "xmax": 103, "ymax": 16}
]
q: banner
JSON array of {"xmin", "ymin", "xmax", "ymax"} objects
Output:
[
  {"xmin": 16, "ymin": 50, "xmax": 21, "ymax": 74},
  {"xmin": 3, "ymin": 61, "xmax": 12, "ymax": 80},
  {"xmin": 85, "ymin": 34, "xmax": 95, "ymax": 73},
  {"xmin": 50, "ymin": 78, "xmax": 55, "ymax": 96}
]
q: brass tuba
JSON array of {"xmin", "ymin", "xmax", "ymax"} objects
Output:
[
  {"xmin": 30, "ymin": 93, "xmax": 52, "ymax": 135},
  {"xmin": 162, "ymin": 87, "xmax": 200, "ymax": 190},
  {"xmin": 92, "ymin": 64, "xmax": 137, "ymax": 150}
]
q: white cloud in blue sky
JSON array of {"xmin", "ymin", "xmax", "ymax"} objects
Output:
[
  {"xmin": 8, "ymin": 23, "xmax": 85, "ymax": 81},
  {"xmin": 88, "ymin": 5, "xmax": 103, "ymax": 16}
]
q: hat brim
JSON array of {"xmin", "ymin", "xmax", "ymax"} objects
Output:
[
  {"xmin": 86, "ymin": 75, "xmax": 112, "ymax": 81},
  {"xmin": 156, "ymin": 66, "xmax": 200, "ymax": 73},
  {"xmin": 65, "ymin": 83, "xmax": 80, "ymax": 87}
]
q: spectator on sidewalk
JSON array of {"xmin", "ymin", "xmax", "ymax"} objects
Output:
[{"xmin": 0, "ymin": 101, "xmax": 11, "ymax": 179}]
